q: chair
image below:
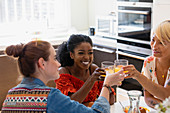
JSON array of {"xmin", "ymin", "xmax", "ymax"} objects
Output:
[{"xmin": 0, "ymin": 55, "xmax": 20, "ymax": 110}]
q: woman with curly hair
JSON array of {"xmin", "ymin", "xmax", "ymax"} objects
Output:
[{"xmin": 55, "ymin": 34, "xmax": 116, "ymax": 107}]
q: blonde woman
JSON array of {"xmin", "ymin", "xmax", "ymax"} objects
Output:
[{"xmin": 123, "ymin": 20, "xmax": 170, "ymax": 108}]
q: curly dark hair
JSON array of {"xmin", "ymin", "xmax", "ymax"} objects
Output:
[{"xmin": 57, "ymin": 34, "xmax": 93, "ymax": 67}]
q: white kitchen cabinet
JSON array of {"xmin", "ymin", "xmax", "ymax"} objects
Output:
[{"xmin": 153, "ymin": 0, "xmax": 170, "ymax": 28}]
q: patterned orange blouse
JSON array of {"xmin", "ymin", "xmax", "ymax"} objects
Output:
[{"xmin": 55, "ymin": 73, "xmax": 104, "ymax": 103}]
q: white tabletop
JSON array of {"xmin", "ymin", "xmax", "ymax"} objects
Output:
[{"xmin": 110, "ymin": 88, "xmax": 156, "ymax": 113}]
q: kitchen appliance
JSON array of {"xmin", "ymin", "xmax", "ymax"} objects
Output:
[
  {"xmin": 116, "ymin": 38, "xmax": 151, "ymax": 94},
  {"xmin": 95, "ymin": 15, "xmax": 117, "ymax": 37},
  {"xmin": 117, "ymin": 0, "xmax": 153, "ymax": 3},
  {"xmin": 117, "ymin": 1, "xmax": 153, "ymax": 42},
  {"xmin": 116, "ymin": 38, "xmax": 152, "ymax": 70},
  {"xmin": 116, "ymin": 0, "xmax": 153, "ymax": 70},
  {"xmin": 117, "ymin": 39, "xmax": 151, "ymax": 60},
  {"xmin": 116, "ymin": 0, "xmax": 153, "ymax": 93}
]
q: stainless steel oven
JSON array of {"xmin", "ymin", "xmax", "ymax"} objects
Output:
[
  {"xmin": 117, "ymin": 1, "xmax": 153, "ymax": 42},
  {"xmin": 116, "ymin": 38, "xmax": 152, "ymax": 94},
  {"xmin": 116, "ymin": 0, "xmax": 153, "ymax": 92},
  {"xmin": 116, "ymin": 39, "xmax": 152, "ymax": 70}
]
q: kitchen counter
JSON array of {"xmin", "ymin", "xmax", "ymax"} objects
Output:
[
  {"xmin": 91, "ymin": 36, "xmax": 117, "ymax": 49},
  {"xmin": 0, "ymin": 30, "xmax": 117, "ymax": 51}
]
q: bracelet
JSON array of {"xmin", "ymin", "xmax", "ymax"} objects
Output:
[{"xmin": 103, "ymin": 84, "xmax": 113, "ymax": 94}]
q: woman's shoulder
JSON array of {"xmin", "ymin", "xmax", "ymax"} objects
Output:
[
  {"xmin": 145, "ymin": 56, "xmax": 155, "ymax": 62},
  {"xmin": 59, "ymin": 67, "xmax": 70, "ymax": 74},
  {"xmin": 143, "ymin": 56, "xmax": 155, "ymax": 68}
]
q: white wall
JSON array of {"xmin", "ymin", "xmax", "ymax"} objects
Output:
[
  {"xmin": 88, "ymin": 0, "xmax": 95, "ymax": 27},
  {"xmin": 88, "ymin": 0, "xmax": 117, "ymax": 27},
  {"xmin": 153, "ymin": 0, "xmax": 170, "ymax": 28},
  {"xmin": 70, "ymin": 0, "xmax": 116, "ymax": 31},
  {"xmin": 70, "ymin": 0, "xmax": 89, "ymax": 31}
]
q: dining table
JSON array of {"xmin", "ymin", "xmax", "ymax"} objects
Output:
[
  {"xmin": 0, "ymin": 88, "xmax": 156, "ymax": 113},
  {"xmin": 110, "ymin": 87, "xmax": 156, "ymax": 113}
]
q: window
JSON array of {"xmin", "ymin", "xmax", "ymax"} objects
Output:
[{"xmin": 0, "ymin": 0, "xmax": 70, "ymax": 47}]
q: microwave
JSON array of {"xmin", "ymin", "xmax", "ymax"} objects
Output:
[
  {"xmin": 117, "ymin": 1, "xmax": 152, "ymax": 42},
  {"xmin": 95, "ymin": 15, "xmax": 117, "ymax": 37}
]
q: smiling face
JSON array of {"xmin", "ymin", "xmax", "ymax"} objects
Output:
[
  {"xmin": 150, "ymin": 34, "xmax": 170, "ymax": 59},
  {"xmin": 70, "ymin": 42, "xmax": 93, "ymax": 69}
]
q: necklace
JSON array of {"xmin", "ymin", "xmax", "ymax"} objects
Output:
[
  {"xmin": 162, "ymin": 74, "xmax": 165, "ymax": 79},
  {"xmin": 156, "ymin": 60, "xmax": 167, "ymax": 80},
  {"xmin": 155, "ymin": 67, "xmax": 165, "ymax": 79}
]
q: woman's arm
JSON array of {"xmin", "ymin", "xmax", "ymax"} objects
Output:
[
  {"xmin": 69, "ymin": 74, "xmax": 97, "ymax": 103},
  {"xmin": 58, "ymin": 67, "xmax": 97, "ymax": 103},
  {"xmin": 123, "ymin": 65, "xmax": 170, "ymax": 101},
  {"xmin": 136, "ymin": 74, "xmax": 170, "ymax": 101},
  {"xmin": 99, "ymin": 69, "xmax": 124, "ymax": 102},
  {"xmin": 91, "ymin": 64, "xmax": 115, "ymax": 105},
  {"xmin": 144, "ymin": 90, "xmax": 162, "ymax": 108},
  {"xmin": 69, "ymin": 64, "xmax": 100, "ymax": 103}
]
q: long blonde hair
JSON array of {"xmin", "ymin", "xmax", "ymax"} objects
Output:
[{"xmin": 153, "ymin": 20, "xmax": 170, "ymax": 45}]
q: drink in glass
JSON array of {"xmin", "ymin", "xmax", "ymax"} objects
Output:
[
  {"xmin": 101, "ymin": 61, "xmax": 114, "ymax": 77},
  {"xmin": 114, "ymin": 59, "xmax": 128, "ymax": 74}
]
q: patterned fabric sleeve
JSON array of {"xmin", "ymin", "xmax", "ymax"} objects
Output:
[
  {"xmin": 141, "ymin": 56, "xmax": 154, "ymax": 79},
  {"xmin": 55, "ymin": 74, "xmax": 76, "ymax": 95}
]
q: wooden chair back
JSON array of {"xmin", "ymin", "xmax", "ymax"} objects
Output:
[{"xmin": 0, "ymin": 55, "xmax": 20, "ymax": 110}]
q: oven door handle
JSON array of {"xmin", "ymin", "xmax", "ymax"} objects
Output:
[
  {"xmin": 118, "ymin": 10, "xmax": 149, "ymax": 15},
  {"xmin": 93, "ymin": 46, "xmax": 115, "ymax": 54},
  {"xmin": 116, "ymin": 51, "xmax": 145, "ymax": 60}
]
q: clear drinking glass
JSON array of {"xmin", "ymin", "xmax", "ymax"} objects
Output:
[
  {"xmin": 127, "ymin": 90, "xmax": 142, "ymax": 113},
  {"xmin": 101, "ymin": 61, "xmax": 114, "ymax": 77},
  {"xmin": 101, "ymin": 61, "xmax": 117, "ymax": 103},
  {"xmin": 114, "ymin": 59, "xmax": 128, "ymax": 74}
]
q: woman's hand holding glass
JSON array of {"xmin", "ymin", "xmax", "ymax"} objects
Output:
[
  {"xmin": 122, "ymin": 65, "xmax": 141, "ymax": 79},
  {"xmin": 114, "ymin": 59, "xmax": 128, "ymax": 85},
  {"xmin": 100, "ymin": 61, "xmax": 114, "ymax": 78},
  {"xmin": 114, "ymin": 59, "xmax": 128, "ymax": 75},
  {"xmin": 91, "ymin": 68, "xmax": 106, "ymax": 81},
  {"xmin": 104, "ymin": 69, "xmax": 125, "ymax": 86}
]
